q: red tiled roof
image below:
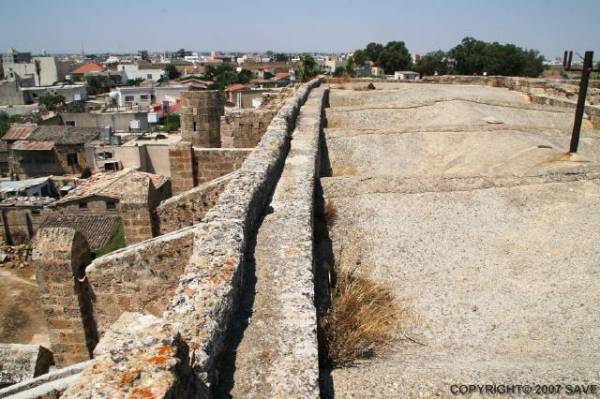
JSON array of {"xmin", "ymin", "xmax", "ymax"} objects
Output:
[
  {"xmin": 3, "ymin": 125, "xmax": 36, "ymax": 141},
  {"xmin": 11, "ymin": 140, "xmax": 55, "ymax": 151},
  {"xmin": 58, "ymin": 168, "xmax": 169, "ymax": 203},
  {"xmin": 226, "ymin": 83, "xmax": 246, "ymax": 92},
  {"xmin": 71, "ymin": 63, "xmax": 103, "ymax": 74},
  {"xmin": 40, "ymin": 214, "xmax": 120, "ymax": 252},
  {"xmin": 274, "ymin": 72, "xmax": 290, "ymax": 80}
]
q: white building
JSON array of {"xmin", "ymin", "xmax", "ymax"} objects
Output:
[
  {"xmin": 394, "ymin": 71, "xmax": 420, "ymax": 80},
  {"xmin": 2, "ymin": 54, "xmax": 62, "ymax": 86},
  {"xmin": 110, "ymin": 86, "xmax": 153, "ymax": 108},
  {"xmin": 21, "ymin": 83, "xmax": 88, "ymax": 102},
  {"xmin": 117, "ymin": 64, "xmax": 165, "ymax": 82}
]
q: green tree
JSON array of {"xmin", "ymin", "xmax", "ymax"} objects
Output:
[
  {"xmin": 415, "ymin": 50, "xmax": 449, "ymax": 76},
  {"xmin": 86, "ymin": 75, "xmax": 114, "ymax": 95},
  {"xmin": 237, "ymin": 69, "xmax": 253, "ymax": 84},
  {"xmin": 365, "ymin": 42, "xmax": 384, "ymax": 63},
  {"xmin": 39, "ymin": 94, "xmax": 66, "ymax": 110},
  {"xmin": 345, "ymin": 56, "xmax": 355, "ymax": 77},
  {"xmin": 125, "ymin": 78, "xmax": 144, "ymax": 86},
  {"xmin": 274, "ymin": 53, "xmax": 289, "ymax": 62},
  {"xmin": 448, "ymin": 37, "xmax": 487, "ymax": 75},
  {"xmin": 352, "ymin": 49, "xmax": 367, "ymax": 66},
  {"xmin": 204, "ymin": 64, "xmax": 255, "ymax": 90},
  {"xmin": 164, "ymin": 64, "xmax": 181, "ymax": 80},
  {"xmin": 333, "ymin": 66, "xmax": 346, "ymax": 77},
  {"xmin": 449, "ymin": 37, "xmax": 544, "ymax": 77},
  {"xmin": 295, "ymin": 54, "xmax": 319, "ymax": 82},
  {"xmin": 377, "ymin": 41, "xmax": 412, "ymax": 74},
  {"xmin": 161, "ymin": 114, "xmax": 180, "ymax": 132}
]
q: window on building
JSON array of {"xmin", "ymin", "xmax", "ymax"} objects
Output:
[
  {"xmin": 79, "ymin": 202, "xmax": 87, "ymax": 209},
  {"xmin": 67, "ymin": 153, "xmax": 78, "ymax": 166},
  {"xmin": 65, "ymin": 121, "xmax": 75, "ymax": 126},
  {"xmin": 147, "ymin": 74, "xmax": 152, "ymax": 79},
  {"xmin": 193, "ymin": 122, "xmax": 197, "ymax": 131},
  {"xmin": 124, "ymin": 95, "xmax": 135, "ymax": 102},
  {"xmin": 104, "ymin": 161, "xmax": 119, "ymax": 171},
  {"xmin": 140, "ymin": 94, "xmax": 149, "ymax": 100},
  {"xmin": 31, "ymin": 209, "xmax": 40, "ymax": 215},
  {"xmin": 106, "ymin": 201, "xmax": 116, "ymax": 210}
]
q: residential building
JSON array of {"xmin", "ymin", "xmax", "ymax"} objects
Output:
[
  {"xmin": 110, "ymin": 86, "xmax": 154, "ymax": 108},
  {"xmin": 52, "ymin": 168, "xmax": 170, "ymax": 215},
  {"xmin": 20, "ymin": 83, "xmax": 87, "ymax": 102},
  {"xmin": 117, "ymin": 63, "xmax": 164, "ymax": 82},
  {"xmin": 85, "ymin": 132, "xmax": 181, "ymax": 176},
  {"xmin": 3, "ymin": 125, "xmax": 101, "ymax": 178},
  {"xmin": 69, "ymin": 63, "xmax": 103, "ymax": 80},
  {"xmin": 394, "ymin": 71, "xmax": 420, "ymax": 80},
  {"xmin": 59, "ymin": 110, "xmax": 149, "ymax": 132},
  {"xmin": 2, "ymin": 50, "xmax": 67, "ymax": 86}
]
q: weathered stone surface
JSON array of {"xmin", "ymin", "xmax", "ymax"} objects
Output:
[
  {"xmin": 86, "ymin": 227, "xmax": 195, "ymax": 335},
  {"xmin": 33, "ymin": 228, "xmax": 96, "ymax": 367},
  {"xmin": 181, "ymin": 90, "xmax": 224, "ymax": 148},
  {"xmin": 0, "ymin": 360, "xmax": 90, "ymax": 399},
  {"xmin": 323, "ymin": 82, "xmax": 600, "ymax": 398},
  {"xmin": 228, "ymin": 87, "xmax": 327, "ymax": 398},
  {"xmin": 120, "ymin": 176, "xmax": 159, "ymax": 244},
  {"xmin": 169, "ymin": 141, "xmax": 196, "ymax": 195},
  {"xmin": 193, "ymin": 148, "xmax": 253, "ymax": 184},
  {"xmin": 0, "ymin": 344, "xmax": 53, "ymax": 387},
  {"xmin": 58, "ymin": 78, "xmax": 323, "ymax": 398},
  {"xmin": 220, "ymin": 109, "xmax": 277, "ymax": 148},
  {"xmin": 156, "ymin": 172, "xmax": 234, "ymax": 235},
  {"xmin": 62, "ymin": 313, "xmax": 201, "ymax": 398}
]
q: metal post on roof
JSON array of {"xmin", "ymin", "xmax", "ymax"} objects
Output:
[
  {"xmin": 567, "ymin": 51, "xmax": 574, "ymax": 70},
  {"xmin": 569, "ymin": 51, "xmax": 594, "ymax": 153}
]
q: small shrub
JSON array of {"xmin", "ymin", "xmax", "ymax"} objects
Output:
[
  {"xmin": 323, "ymin": 200, "xmax": 337, "ymax": 226},
  {"xmin": 96, "ymin": 219, "xmax": 126, "ymax": 257},
  {"xmin": 322, "ymin": 266, "xmax": 403, "ymax": 367}
]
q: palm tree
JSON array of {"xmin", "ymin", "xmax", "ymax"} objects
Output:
[{"xmin": 295, "ymin": 54, "xmax": 319, "ymax": 82}]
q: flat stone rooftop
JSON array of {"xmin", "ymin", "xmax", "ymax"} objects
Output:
[{"xmin": 323, "ymin": 83, "xmax": 600, "ymax": 398}]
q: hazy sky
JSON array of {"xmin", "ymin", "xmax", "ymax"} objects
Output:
[{"xmin": 1, "ymin": 0, "xmax": 599, "ymax": 59}]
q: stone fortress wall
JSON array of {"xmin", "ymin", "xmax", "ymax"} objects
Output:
[
  {"xmin": 7, "ymin": 78, "xmax": 322, "ymax": 398},
  {"xmin": 8, "ymin": 74, "xmax": 595, "ymax": 397}
]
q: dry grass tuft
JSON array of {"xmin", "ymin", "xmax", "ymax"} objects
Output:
[
  {"xmin": 322, "ymin": 266, "xmax": 404, "ymax": 367},
  {"xmin": 323, "ymin": 200, "xmax": 338, "ymax": 226}
]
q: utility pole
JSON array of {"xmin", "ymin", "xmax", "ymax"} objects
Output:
[{"xmin": 569, "ymin": 51, "xmax": 594, "ymax": 153}]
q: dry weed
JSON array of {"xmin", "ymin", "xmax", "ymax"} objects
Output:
[{"xmin": 322, "ymin": 266, "xmax": 404, "ymax": 367}]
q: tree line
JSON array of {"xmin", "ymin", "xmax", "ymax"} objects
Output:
[{"xmin": 344, "ymin": 37, "xmax": 545, "ymax": 78}]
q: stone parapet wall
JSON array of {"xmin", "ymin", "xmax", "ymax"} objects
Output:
[
  {"xmin": 119, "ymin": 176, "xmax": 159, "ymax": 244},
  {"xmin": 156, "ymin": 172, "xmax": 234, "ymax": 235},
  {"xmin": 232, "ymin": 86, "xmax": 328, "ymax": 398},
  {"xmin": 193, "ymin": 148, "xmax": 253, "ymax": 184},
  {"xmin": 168, "ymin": 141, "xmax": 196, "ymax": 195},
  {"xmin": 84, "ymin": 227, "xmax": 196, "ymax": 335},
  {"xmin": 33, "ymin": 228, "xmax": 97, "ymax": 367},
  {"xmin": 60, "ymin": 77, "xmax": 322, "ymax": 398},
  {"xmin": 220, "ymin": 109, "xmax": 277, "ymax": 148}
]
